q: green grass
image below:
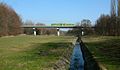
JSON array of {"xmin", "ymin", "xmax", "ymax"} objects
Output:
[
  {"xmin": 82, "ymin": 36, "xmax": 120, "ymax": 70},
  {"xmin": 0, "ymin": 35, "xmax": 75, "ymax": 70}
]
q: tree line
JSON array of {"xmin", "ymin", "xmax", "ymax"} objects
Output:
[
  {"xmin": 0, "ymin": 3, "xmax": 22, "ymax": 37},
  {"xmin": 67, "ymin": 0, "xmax": 120, "ymax": 36},
  {"xmin": 67, "ymin": 15, "xmax": 120, "ymax": 36},
  {"xmin": 95, "ymin": 0, "xmax": 120, "ymax": 36},
  {"xmin": 95, "ymin": 14, "xmax": 120, "ymax": 36}
]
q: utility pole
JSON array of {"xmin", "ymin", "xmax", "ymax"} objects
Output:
[
  {"xmin": 111, "ymin": 0, "xmax": 116, "ymax": 17},
  {"xmin": 118, "ymin": 0, "xmax": 120, "ymax": 16},
  {"xmin": 117, "ymin": 0, "xmax": 120, "ymax": 35}
]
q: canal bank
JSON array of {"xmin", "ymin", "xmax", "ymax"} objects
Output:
[
  {"xmin": 53, "ymin": 38, "xmax": 101, "ymax": 70},
  {"xmin": 80, "ymin": 40, "xmax": 100, "ymax": 70},
  {"xmin": 53, "ymin": 39, "xmax": 77, "ymax": 70}
]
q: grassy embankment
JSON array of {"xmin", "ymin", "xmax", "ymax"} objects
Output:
[
  {"xmin": 0, "ymin": 35, "xmax": 75, "ymax": 70},
  {"xmin": 82, "ymin": 36, "xmax": 120, "ymax": 70}
]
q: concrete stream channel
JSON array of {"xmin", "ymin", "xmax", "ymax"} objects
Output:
[
  {"xmin": 69, "ymin": 38, "xmax": 100, "ymax": 70},
  {"xmin": 70, "ymin": 41, "xmax": 84, "ymax": 70},
  {"xmin": 53, "ymin": 38, "xmax": 100, "ymax": 70}
]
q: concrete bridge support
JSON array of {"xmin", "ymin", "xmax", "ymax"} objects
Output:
[
  {"xmin": 33, "ymin": 28, "xmax": 37, "ymax": 36},
  {"xmin": 57, "ymin": 28, "xmax": 60, "ymax": 36}
]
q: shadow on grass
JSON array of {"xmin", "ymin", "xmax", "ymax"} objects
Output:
[
  {"xmin": 17, "ymin": 42, "xmax": 72, "ymax": 60},
  {"xmin": 84, "ymin": 38, "xmax": 120, "ymax": 66},
  {"xmin": 14, "ymin": 42, "xmax": 73, "ymax": 69},
  {"xmin": 20, "ymin": 42, "xmax": 73, "ymax": 61},
  {"xmin": 33, "ymin": 42, "xmax": 72, "ymax": 57}
]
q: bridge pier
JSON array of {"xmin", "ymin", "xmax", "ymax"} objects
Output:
[
  {"xmin": 33, "ymin": 28, "xmax": 37, "ymax": 36},
  {"xmin": 57, "ymin": 28, "xmax": 60, "ymax": 36}
]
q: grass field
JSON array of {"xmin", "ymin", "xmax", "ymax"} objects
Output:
[
  {"xmin": 0, "ymin": 35, "xmax": 75, "ymax": 70},
  {"xmin": 82, "ymin": 36, "xmax": 120, "ymax": 70}
]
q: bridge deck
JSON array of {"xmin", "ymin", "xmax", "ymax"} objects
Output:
[{"xmin": 21, "ymin": 25, "xmax": 95, "ymax": 28}]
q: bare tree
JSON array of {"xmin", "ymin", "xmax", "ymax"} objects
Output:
[{"xmin": 0, "ymin": 2, "xmax": 22, "ymax": 36}]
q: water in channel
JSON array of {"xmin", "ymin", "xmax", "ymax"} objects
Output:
[{"xmin": 70, "ymin": 42, "xmax": 84, "ymax": 70}]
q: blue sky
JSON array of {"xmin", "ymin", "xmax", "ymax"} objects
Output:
[{"xmin": 1, "ymin": 0, "xmax": 110, "ymax": 25}]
